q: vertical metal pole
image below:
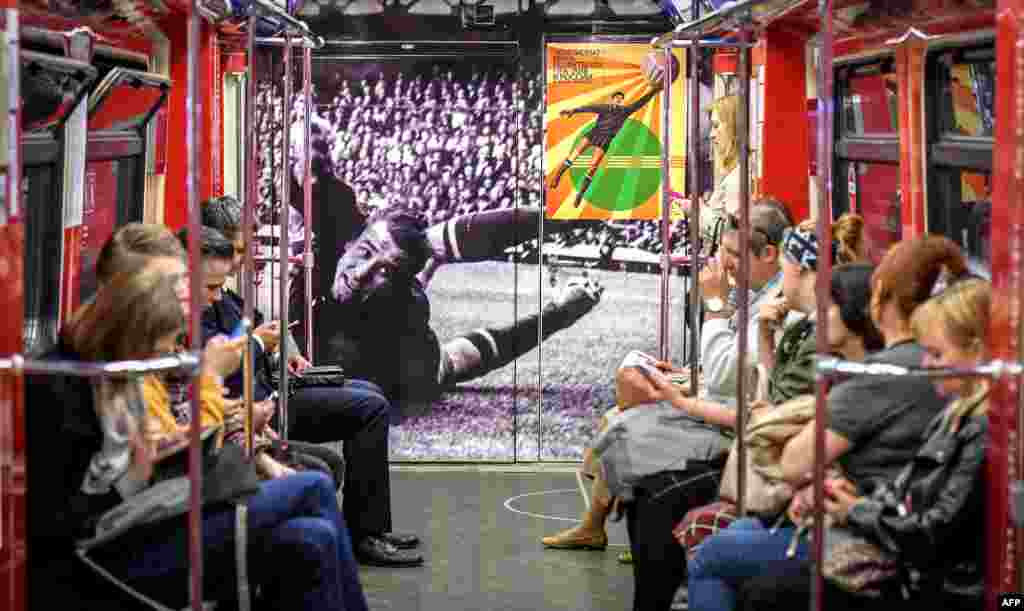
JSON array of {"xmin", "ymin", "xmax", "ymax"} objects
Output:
[
  {"xmin": 5, "ymin": 8, "xmax": 19, "ymax": 227},
  {"xmin": 735, "ymin": 26, "xmax": 751, "ymax": 516},
  {"xmin": 659, "ymin": 46, "xmax": 673, "ymax": 361},
  {"xmin": 185, "ymin": 4, "xmax": 205, "ymax": 609},
  {"xmin": 243, "ymin": 17, "xmax": 258, "ymax": 457},
  {"xmin": 812, "ymin": 3, "xmax": 835, "ymax": 611},
  {"xmin": 688, "ymin": 35, "xmax": 702, "ymax": 389},
  {"xmin": 278, "ymin": 34, "xmax": 292, "ymax": 439},
  {"xmin": 302, "ymin": 45, "xmax": 314, "ymax": 361}
]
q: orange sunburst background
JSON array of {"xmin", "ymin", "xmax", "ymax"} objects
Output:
[{"xmin": 544, "ymin": 42, "xmax": 687, "ymax": 220}]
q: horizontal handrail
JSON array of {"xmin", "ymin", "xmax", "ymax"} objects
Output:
[
  {"xmin": 817, "ymin": 357, "xmax": 1024, "ymax": 380},
  {"xmin": 0, "ymin": 352, "xmax": 201, "ymax": 377},
  {"xmin": 651, "ymin": 0, "xmax": 806, "ymax": 48},
  {"xmin": 250, "ymin": 0, "xmax": 325, "ymax": 49}
]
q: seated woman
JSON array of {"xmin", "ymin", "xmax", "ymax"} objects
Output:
[
  {"xmin": 594, "ymin": 219, "xmax": 852, "ymax": 611},
  {"xmin": 25, "ymin": 271, "xmax": 370, "ymax": 611},
  {"xmin": 541, "ymin": 353, "xmax": 688, "ymax": 552},
  {"xmin": 687, "ymin": 235, "xmax": 962, "ymax": 611},
  {"xmin": 95, "ymin": 222, "xmax": 304, "ymax": 482},
  {"xmin": 739, "ymin": 276, "xmax": 990, "ymax": 611}
]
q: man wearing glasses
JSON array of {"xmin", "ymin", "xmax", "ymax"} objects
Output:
[{"xmin": 698, "ymin": 199, "xmax": 795, "ymax": 405}]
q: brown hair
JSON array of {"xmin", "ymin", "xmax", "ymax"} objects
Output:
[
  {"xmin": 65, "ymin": 271, "xmax": 185, "ymax": 362},
  {"xmin": 95, "ymin": 223, "xmax": 186, "ymax": 284},
  {"xmin": 873, "ymin": 235, "xmax": 967, "ymax": 321},
  {"xmin": 832, "ymin": 213, "xmax": 866, "ymax": 265}
]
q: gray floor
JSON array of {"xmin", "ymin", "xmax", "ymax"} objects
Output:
[{"xmin": 360, "ymin": 467, "xmax": 634, "ymax": 611}]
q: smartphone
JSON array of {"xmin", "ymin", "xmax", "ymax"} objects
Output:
[{"xmin": 229, "ymin": 318, "xmax": 251, "ymax": 340}]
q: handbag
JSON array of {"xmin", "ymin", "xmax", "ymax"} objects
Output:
[
  {"xmin": 717, "ymin": 394, "xmax": 815, "ymax": 516},
  {"xmin": 275, "ymin": 365, "xmax": 347, "ymax": 396},
  {"xmin": 593, "ymin": 402, "xmax": 732, "ymax": 502},
  {"xmin": 672, "ymin": 500, "xmax": 737, "ymax": 561},
  {"xmin": 821, "ymin": 526, "xmax": 900, "ymax": 597}
]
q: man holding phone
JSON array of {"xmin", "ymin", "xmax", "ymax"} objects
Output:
[{"xmin": 191, "ymin": 215, "xmax": 424, "ymax": 567}]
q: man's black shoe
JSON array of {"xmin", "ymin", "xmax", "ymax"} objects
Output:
[
  {"xmin": 356, "ymin": 536, "xmax": 424, "ymax": 567},
  {"xmin": 380, "ymin": 532, "xmax": 420, "ymax": 549}
]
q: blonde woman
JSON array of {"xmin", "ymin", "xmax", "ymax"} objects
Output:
[
  {"xmin": 740, "ymin": 277, "xmax": 990, "ymax": 611},
  {"xmin": 699, "ymin": 95, "xmax": 742, "ymax": 253}
]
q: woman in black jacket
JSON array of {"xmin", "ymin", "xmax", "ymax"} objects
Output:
[{"xmin": 740, "ymin": 276, "xmax": 991, "ymax": 611}]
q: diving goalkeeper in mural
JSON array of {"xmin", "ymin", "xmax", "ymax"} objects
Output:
[
  {"xmin": 301, "ymin": 173, "xmax": 604, "ymax": 421},
  {"xmin": 548, "ymin": 81, "xmax": 664, "ymax": 207}
]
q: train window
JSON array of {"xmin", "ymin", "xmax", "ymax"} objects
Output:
[
  {"xmin": 833, "ymin": 160, "xmax": 901, "ymax": 262},
  {"xmin": 20, "ymin": 51, "xmax": 96, "ymax": 133},
  {"xmin": 927, "ymin": 42, "xmax": 994, "ymax": 266},
  {"xmin": 88, "ymin": 68, "xmax": 170, "ymax": 132},
  {"xmin": 933, "ymin": 45, "xmax": 996, "ymax": 138},
  {"xmin": 833, "ymin": 57, "xmax": 901, "ymax": 262},
  {"xmin": 837, "ymin": 58, "xmax": 898, "ymax": 136}
]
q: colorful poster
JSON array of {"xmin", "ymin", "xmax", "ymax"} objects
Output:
[{"xmin": 544, "ymin": 42, "xmax": 686, "ymax": 220}]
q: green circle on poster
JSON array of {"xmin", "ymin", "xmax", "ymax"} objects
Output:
[{"xmin": 570, "ymin": 119, "xmax": 662, "ymax": 212}]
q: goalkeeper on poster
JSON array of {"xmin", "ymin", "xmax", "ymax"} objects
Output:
[{"xmin": 549, "ymin": 80, "xmax": 664, "ymax": 207}]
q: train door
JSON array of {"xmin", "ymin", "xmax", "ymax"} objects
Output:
[
  {"xmin": 19, "ymin": 50, "xmax": 94, "ymax": 353},
  {"xmin": 832, "ymin": 57, "xmax": 901, "ymax": 263}
]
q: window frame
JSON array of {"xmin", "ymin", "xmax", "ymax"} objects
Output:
[
  {"xmin": 924, "ymin": 38, "xmax": 995, "ymax": 263},
  {"xmin": 831, "ymin": 55, "xmax": 901, "ymax": 251}
]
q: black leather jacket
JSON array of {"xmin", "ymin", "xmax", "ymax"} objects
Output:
[{"xmin": 846, "ymin": 389, "xmax": 988, "ymax": 602}]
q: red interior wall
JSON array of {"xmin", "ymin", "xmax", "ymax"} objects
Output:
[
  {"xmin": 760, "ymin": 28, "xmax": 810, "ymax": 222},
  {"xmin": 161, "ymin": 17, "xmax": 218, "ymax": 229}
]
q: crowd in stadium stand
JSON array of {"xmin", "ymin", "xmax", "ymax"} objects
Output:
[{"xmin": 253, "ymin": 67, "xmax": 692, "ymax": 267}]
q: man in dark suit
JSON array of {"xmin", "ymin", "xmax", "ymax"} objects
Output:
[{"xmin": 188, "ymin": 214, "xmax": 423, "ymax": 567}]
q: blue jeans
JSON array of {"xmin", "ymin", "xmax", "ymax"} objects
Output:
[
  {"xmin": 94, "ymin": 471, "xmax": 369, "ymax": 611},
  {"xmin": 687, "ymin": 517, "xmax": 809, "ymax": 611},
  {"xmin": 287, "ymin": 378, "xmax": 393, "ymax": 542}
]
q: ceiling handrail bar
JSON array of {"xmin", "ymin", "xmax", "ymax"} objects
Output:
[{"xmin": 249, "ymin": 0, "xmax": 325, "ymax": 49}]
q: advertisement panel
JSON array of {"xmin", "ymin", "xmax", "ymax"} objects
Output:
[{"xmin": 544, "ymin": 41, "xmax": 686, "ymax": 221}]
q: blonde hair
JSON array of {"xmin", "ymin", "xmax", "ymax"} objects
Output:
[
  {"xmin": 832, "ymin": 213, "xmax": 866, "ymax": 265},
  {"xmin": 910, "ymin": 278, "xmax": 991, "ymax": 424},
  {"xmin": 710, "ymin": 95, "xmax": 739, "ymax": 176}
]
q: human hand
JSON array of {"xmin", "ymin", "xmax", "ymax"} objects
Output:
[
  {"xmin": 288, "ymin": 354, "xmax": 312, "ymax": 374},
  {"xmin": 253, "ymin": 399, "xmax": 276, "ymax": 432},
  {"xmin": 699, "ymin": 258, "xmax": 730, "ymax": 301},
  {"xmin": 644, "ymin": 366, "xmax": 690, "ymax": 409},
  {"xmin": 823, "ymin": 480, "xmax": 862, "ymax": 525},
  {"xmin": 787, "ymin": 486, "xmax": 813, "ymax": 525},
  {"xmin": 653, "ymin": 360, "xmax": 686, "ymax": 375},
  {"xmin": 758, "ymin": 295, "xmax": 789, "ymax": 331},
  {"xmin": 128, "ymin": 428, "xmax": 156, "ymax": 483},
  {"xmin": 202, "ymin": 335, "xmax": 246, "ymax": 378},
  {"xmin": 254, "ymin": 320, "xmax": 282, "ymax": 354}
]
